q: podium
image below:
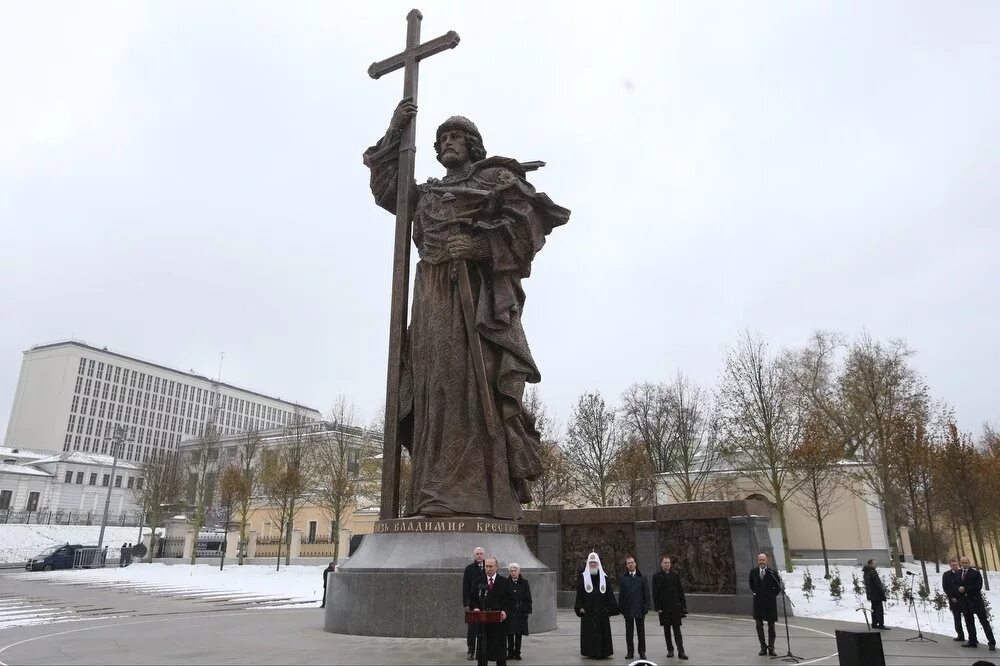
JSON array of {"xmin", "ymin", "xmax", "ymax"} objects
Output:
[{"xmin": 465, "ymin": 610, "xmax": 504, "ymax": 624}]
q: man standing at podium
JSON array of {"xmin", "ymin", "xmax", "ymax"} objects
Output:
[
  {"xmin": 463, "ymin": 547, "xmax": 488, "ymax": 660},
  {"xmin": 471, "ymin": 557, "xmax": 513, "ymax": 666}
]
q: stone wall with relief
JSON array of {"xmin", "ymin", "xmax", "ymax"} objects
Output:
[
  {"xmin": 657, "ymin": 517, "xmax": 735, "ymax": 594},
  {"xmin": 520, "ymin": 500, "xmax": 768, "ymax": 593}
]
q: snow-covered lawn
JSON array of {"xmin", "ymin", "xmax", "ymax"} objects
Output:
[
  {"xmin": 784, "ymin": 560, "xmax": 999, "ymax": 638},
  {"xmin": 18, "ymin": 562, "xmax": 325, "ymax": 605},
  {"xmin": 0, "ymin": 524, "xmax": 154, "ymax": 563}
]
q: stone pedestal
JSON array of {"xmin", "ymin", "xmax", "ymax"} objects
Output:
[
  {"xmin": 289, "ymin": 529, "xmax": 302, "ymax": 558},
  {"xmin": 182, "ymin": 530, "xmax": 195, "ymax": 561},
  {"xmin": 225, "ymin": 532, "xmax": 240, "ymax": 559},
  {"xmin": 325, "ymin": 517, "xmax": 556, "ymax": 638},
  {"xmin": 246, "ymin": 530, "xmax": 257, "ymax": 559}
]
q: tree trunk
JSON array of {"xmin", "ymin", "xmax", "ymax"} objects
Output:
[
  {"xmin": 883, "ymin": 502, "xmax": 902, "ymax": 578},
  {"xmin": 952, "ymin": 524, "xmax": 961, "ymax": 560},
  {"xmin": 332, "ymin": 520, "xmax": 341, "ymax": 564},
  {"xmin": 238, "ymin": 515, "xmax": 248, "ymax": 566},
  {"xmin": 284, "ymin": 517, "xmax": 293, "ymax": 566},
  {"xmin": 970, "ymin": 519, "xmax": 990, "ymax": 591},
  {"xmin": 818, "ymin": 514, "xmax": 830, "ymax": 580},
  {"xmin": 923, "ymin": 497, "xmax": 940, "ymax": 573},
  {"xmin": 775, "ymin": 499, "xmax": 793, "ymax": 573},
  {"xmin": 276, "ymin": 537, "xmax": 283, "ymax": 572}
]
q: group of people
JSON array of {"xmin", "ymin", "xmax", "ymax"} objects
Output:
[
  {"xmin": 862, "ymin": 555, "xmax": 996, "ymax": 652},
  {"xmin": 462, "ymin": 548, "xmax": 795, "ymax": 663},
  {"xmin": 574, "ymin": 552, "xmax": 691, "ymax": 661},
  {"xmin": 944, "ymin": 557, "xmax": 996, "ymax": 651},
  {"xmin": 462, "ymin": 547, "xmax": 533, "ymax": 665}
]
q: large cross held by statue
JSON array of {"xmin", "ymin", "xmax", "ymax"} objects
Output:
[{"xmin": 367, "ymin": 10, "xmax": 460, "ymax": 520}]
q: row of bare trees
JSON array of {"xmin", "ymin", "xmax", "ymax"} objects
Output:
[
  {"xmin": 131, "ymin": 398, "xmax": 381, "ymax": 571},
  {"xmin": 527, "ymin": 330, "xmax": 999, "ymax": 587}
]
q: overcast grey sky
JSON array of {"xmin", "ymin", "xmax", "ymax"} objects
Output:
[{"xmin": 1, "ymin": 1, "xmax": 997, "ymax": 436}]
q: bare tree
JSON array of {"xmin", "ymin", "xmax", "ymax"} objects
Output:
[
  {"xmin": 216, "ymin": 464, "xmax": 243, "ymax": 570},
  {"xmin": 620, "ymin": 382, "xmax": 675, "ymax": 473},
  {"xmin": 789, "ymin": 416, "xmax": 848, "ymax": 579},
  {"xmin": 717, "ymin": 332, "xmax": 804, "ymax": 572},
  {"xmin": 522, "ymin": 388, "xmax": 575, "ymax": 509},
  {"xmin": 838, "ymin": 334, "xmax": 927, "ymax": 578},
  {"xmin": 234, "ymin": 429, "xmax": 261, "ymax": 565},
  {"xmin": 260, "ymin": 417, "xmax": 313, "ymax": 570},
  {"xmin": 186, "ymin": 425, "xmax": 221, "ymax": 564},
  {"xmin": 608, "ymin": 438, "xmax": 656, "ymax": 507},
  {"xmin": 663, "ymin": 374, "xmax": 720, "ymax": 503},
  {"xmin": 314, "ymin": 398, "xmax": 377, "ymax": 564},
  {"xmin": 564, "ymin": 391, "xmax": 623, "ymax": 508},
  {"xmin": 132, "ymin": 450, "xmax": 184, "ymax": 563}
]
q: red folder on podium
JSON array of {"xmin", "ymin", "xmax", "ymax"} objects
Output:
[{"xmin": 465, "ymin": 610, "xmax": 504, "ymax": 624}]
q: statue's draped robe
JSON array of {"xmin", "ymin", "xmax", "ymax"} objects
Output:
[{"xmin": 364, "ymin": 130, "xmax": 569, "ymax": 519}]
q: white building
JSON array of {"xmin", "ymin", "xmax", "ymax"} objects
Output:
[
  {"xmin": 0, "ymin": 450, "xmax": 143, "ymax": 521},
  {"xmin": 4, "ymin": 340, "xmax": 321, "ymax": 464}
]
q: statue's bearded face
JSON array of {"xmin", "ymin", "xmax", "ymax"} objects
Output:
[{"xmin": 437, "ymin": 130, "xmax": 470, "ymax": 167}]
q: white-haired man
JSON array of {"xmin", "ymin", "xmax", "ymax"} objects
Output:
[
  {"xmin": 463, "ymin": 546, "xmax": 488, "ymax": 660},
  {"xmin": 574, "ymin": 551, "xmax": 619, "ymax": 658}
]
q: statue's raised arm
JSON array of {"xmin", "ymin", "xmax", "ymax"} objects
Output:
[{"xmin": 362, "ymin": 98, "xmax": 420, "ymax": 218}]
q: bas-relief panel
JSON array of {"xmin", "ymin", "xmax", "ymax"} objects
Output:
[
  {"xmin": 560, "ymin": 523, "xmax": 636, "ymax": 591},
  {"xmin": 657, "ymin": 518, "xmax": 736, "ymax": 594}
]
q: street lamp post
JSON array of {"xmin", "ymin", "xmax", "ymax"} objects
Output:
[{"xmin": 96, "ymin": 426, "xmax": 125, "ymax": 561}]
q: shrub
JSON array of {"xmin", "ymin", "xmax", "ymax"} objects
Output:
[
  {"xmin": 802, "ymin": 569, "xmax": 814, "ymax": 600},
  {"xmin": 852, "ymin": 571, "xmax": 863, "ymax": 596},
  {"xmin": 829, "ymin": 568, "xmax": 843, "ymax": 601}
]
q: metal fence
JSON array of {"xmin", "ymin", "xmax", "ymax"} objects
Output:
[
  {"xmin": 0, "ymin": 509, "xmax": 144, "ymax": 527},
  {"xmin": 72, "ymin": 547, "xmax": 123, "ymax": 569},
  {"xmin": 153, "ymin": 534, "xmax": 226, "ymax": 559}
]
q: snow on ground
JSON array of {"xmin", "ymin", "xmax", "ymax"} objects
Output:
[
  {"xmin": 17, "ymin": 562, "xmax": 324, "ymax": 605},
  {"xmin": 784, "ymin": 560, "xmax": 999, "ymax": 637},
  {"xmin": 0, "ymin": 524, "xmax": 154, "ymax": 563}
]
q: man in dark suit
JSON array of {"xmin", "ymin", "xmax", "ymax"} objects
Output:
[
  {"xmin": 471, "ymin": 557, "xmax": 513, "ymax": 666},
  {"xmin": 863, "ymin": 558, "xmax": 889, "ymax": 629},
  {"xmin": 652, "ymin": 556, "xmax": 688, "ymax": 660},
  {"xmin": 619, "ymin": 555, "xmax": 651, "ymax": 660},
  {"xmin": 943, "ymin": 557, "xmax": 966, "ymax": 641},
  {"xmin": 958, "ymin": 556, "xmax": 997, "ymax": 651},
  {"xmin": 749, "ymin": 552, "xmax": 781, "ymax": 657},
  {"xmin": 463, "ymin": 546, "xmax": 488, "ymax": 660}
]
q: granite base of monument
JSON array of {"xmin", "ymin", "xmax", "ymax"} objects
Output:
[{"xmin": 324, "ymin": 517, "xmax": 556, "ymax": 638}]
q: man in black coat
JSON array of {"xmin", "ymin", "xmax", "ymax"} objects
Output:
[
  {"xmin": 320, "ymin": 560, "xmax": 336, "ymax": 608},
  {"xmin": 619, "ymin": 555, "xmax": 651, "ymax": 660},
  {"xmin": 463, "ymin": 546, "xmax": 488, "ymax": 660},
  {"xmin": 471, "ymin": 557, "xmax": 513, "ymax": 666},
  {"xmin": 749, "ymin": 553, "xmax": 781, "ymax": 657},
  {"xmin": 942, "ymin": 557, "xmax": 966, "ymax": 641},
  {"xmin": 862, "ymin": 559, "xmax": 889, "ymax": 629},
  {"xmin": 652, "ymin": 556, "xmax": 688, "ymax": 660},
  {"xmin": 958, "ymin": 556, "xmax": 997, "ymax": 651}
]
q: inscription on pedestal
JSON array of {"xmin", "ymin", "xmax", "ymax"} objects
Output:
[{"xmin": 373, "ymin": 517, "xmax": 520, "ymax": 535}]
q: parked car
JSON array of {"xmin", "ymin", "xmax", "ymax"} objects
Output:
[{"xmin": 25, "ymin": 544, "xmax": 85, "ymax": 571}]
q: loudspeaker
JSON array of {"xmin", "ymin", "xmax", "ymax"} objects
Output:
[{"xmin": 835, "ymin": 630, "xmax": 885, "ymax": 666}]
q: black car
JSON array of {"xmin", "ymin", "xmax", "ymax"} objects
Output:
[{"xmin": 25, "ymin": 543, "xmax": 85, "ymax": 571}]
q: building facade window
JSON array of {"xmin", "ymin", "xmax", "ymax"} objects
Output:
[
  {"xmin": 26, "ymin": 492, "xmax": 40, "ymax": 512},
  {"xmin": 0, "ymin": 490, "xmax": 11, "ymax": 510},
  {"xmin": 102, "ymin": 474, "xmax": 110, "ymax": 487},
  {"xmin": 89, "ymin": 473, "xmax": 97, "ymax": 485},
  {"xmin": 64, "ymin": 471, "xmax": 73, "ymax": 483},
  {"xmin": 75, "ymin": 472, "xmax": 84, "ymax": 484}
]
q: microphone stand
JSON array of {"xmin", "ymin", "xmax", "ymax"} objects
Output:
[
  {"xmin": 477, "ymin": 585, "xmax": 489, "ymax": 666},
  {"xmin": 904, "ymin": 573, "xmax": 936, "ymax": 643},
  {"xmin": 770, "ymin": 572, "xmax": 803, "ymax": 663}
]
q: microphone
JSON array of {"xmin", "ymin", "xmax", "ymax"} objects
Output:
[{"xmin": 906, "ymin": 571, "xmax": 916, "ymax": 576}]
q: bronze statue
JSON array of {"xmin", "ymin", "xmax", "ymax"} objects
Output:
[{"xmin": 363, "ymin": 100, "xmax": 569, "ymax": 520}]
